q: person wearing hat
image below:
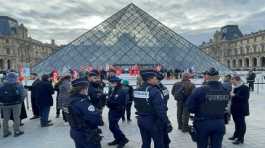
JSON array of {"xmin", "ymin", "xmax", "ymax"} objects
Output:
[
  {"xmin": 186, "ymin": 68, "xmax": 230, "ymax": 148},
  {"xmin": 172, "ymin": 72, "xmax": 195, "ymax": 132},
  {"xmin": 134, "ymin": 70, "xmax": 172, "ymax": 148},
  {"xmin": 229, "ymin": 75, "xmax": 249, "ymax": 145},
  {"xmin": 107, "ymin": 76, "xmax": 129, "ymax": 148},
  {"xmin": 67, "ymin": 78, "xmax": 103, "ymax": 148},
  {"xmin": 0, "ymin": 72, "xmax": 25, "ymax": 137},
  {"xmin": 121, "ymin": 79, "xmax": 133, "ymax": 122}
]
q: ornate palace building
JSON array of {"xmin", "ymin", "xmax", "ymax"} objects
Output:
[
  {"xmin": 200, "ymin": 25, "xmax": 265, "ymax": 70},
  {"xmin": 0, "ymin": 16, "xmax": 57, "ymax": 71}
]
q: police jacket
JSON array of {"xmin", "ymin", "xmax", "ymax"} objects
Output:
[
  {"xmin": 157, "ymin": 83, "xmax": 169, "ymax": 102},
  {"xmin": 68, "ymin": 94, "xmax": 102, "ymax": 130},
  {"xmin": 134, "ymin": 83, "xmax": 170, "ymax": 125},
  {"xmin": 186, "ymin": 81, "xmax": 230, "ymax": 120},
  {"xmin": 231, "ymin": 84, "xmax": 250, "ymax": 116},
  {"xmin": 107, "ymin": 85, "xmax": 126, "ymax": 111},
  {"xmin": 88, "ymin": 82, "xmax": 106, "ymax": 110}
]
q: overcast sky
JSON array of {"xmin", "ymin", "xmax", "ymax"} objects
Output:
[{"xmin": 1, "ymin": 0, "xmax": 265, "ymax": 45}]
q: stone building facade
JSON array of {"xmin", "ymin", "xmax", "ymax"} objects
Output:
[
  {"xmin": 200, "ymin": 25, "xmax": 265, "ymax": 70},
  {"xmin": 0, "ymin": 16, "xmax": 57, "ymax": 71}
]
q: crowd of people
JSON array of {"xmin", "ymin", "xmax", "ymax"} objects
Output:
[{"xmin": 0, "ymin": 68, "xmax": 252, "ymax": 148}]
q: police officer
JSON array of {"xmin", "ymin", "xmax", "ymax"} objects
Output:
[
  {"xmin": 121, "ymin": 80, "xmax": 134, "ymax": 122},
  {"xmin": 107, "ymin": 76, "xmax": 129, "ymax": 148},
  {"xmin": 67, "ymin": 78, "xmax": 103, "ymax": 148},
  {"xmin": 134, "ymin": 70, "xmax": 172, "ymax": 148},
  {"xmin": 186, "ymin": 68, "xmax": 230, "ymax": 148},
  {"xmin": 157, "ymin": 72, "xmax": 170, "ymax": 109},
  {"xmin": 156, "ymin": 72, "xmax": 171, "ymax": 148}
]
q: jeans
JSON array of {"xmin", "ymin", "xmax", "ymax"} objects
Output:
[
  {"xmin": 2, "ymin": 104, "xmax": 22, "ymax": 135},
  {"xmin": 39, "ymin": 106, "xmax": 50, "ymax": 125}
]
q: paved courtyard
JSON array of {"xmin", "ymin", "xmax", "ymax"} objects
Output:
[{"xmin": 0, "ymin": 80, "xmax": 264, "ymax": 148}]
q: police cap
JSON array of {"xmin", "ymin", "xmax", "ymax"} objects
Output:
[
  {"xmin": 157, "ymin": 72, "xmax": 165, "ymax": 81},
  {"xmin": 140, "ymin": 70, "xmax": 158, "ymax": 81}
]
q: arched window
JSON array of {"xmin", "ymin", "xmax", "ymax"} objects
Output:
[
  {"xmin": 232, "ymin": 59, "xmax": 236, "ymax": 68},
  {"xmin": 245, "ymin": 58, "xmax": 250, "ymax": 67},
  {"xmin": 252, "ymin": 57, "xmax": 257, "ymax": 67},
  {"xmin": 260, "ymin": 57, "xmax": 265, "ymax": 67},
  {"xmin": 0, "ymin": 59, "xmax": 4, "ymax": 70},
  {"xmin": 238, "ymin": 59, "xmax": 243, "ymax": 67},
  {"xmin": 7, "ymin": 60, "xmax": 11, "ymax": 69},
  {"xmin": 227, "ymin": 60, "xmax": 231, "ymax": 68}
]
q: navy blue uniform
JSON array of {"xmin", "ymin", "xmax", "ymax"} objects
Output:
[
  {"xmin": 134, "ymin": 83, "xmax": 171, "ymax": 148},
  {"xmin": 107, "ymin": 85, "xmax": 128, "ymax": 143},
  {"xmin": 68, "ymin": 94, "xmax": 102, "ymax": 148},
  {"xmin": 186, "ymin": 81, "xmax": 229, "ymax": 148},
  {"xmin": 157, "ymin": 83, "xmax": 170, "ymax": 110},
  {"xmin": 156, "ymin": 83, "xmax": 171, "ymax": 147}
]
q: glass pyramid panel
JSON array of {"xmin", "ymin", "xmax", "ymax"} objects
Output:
[{"xmin": 33, "ymin": 3, "xmax": 231, "ymax": 75}]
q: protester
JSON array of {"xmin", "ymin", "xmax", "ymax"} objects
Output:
[
  {"xmin": 0, "ymin": 72, "xmax": 26, "ymax": 137},
  {"xmin": 36, "ymin": 74, "xmax": 54, "ymax": 127},
  {"xmin": 58, "ymin": 75, "xmax": 72, "ymax": 121},
  {"xmin": 29, "ymin": 73, "xmax": 41, "ymax": 119},
  {"xmin": 172, "ymin": 72, "xmax": 195, "ymax": 132}
]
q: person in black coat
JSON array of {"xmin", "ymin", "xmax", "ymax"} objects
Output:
[
  {"xmin": 229, "ymin": 75, "xmax": 250, "ymax": 145},
  {"xmin": 36, "ymin": 74, "xmax": 54, "ymax": 127},
  {"xmin": 29, "ymin": 73, "xmax": 40, "ymax": 119}
]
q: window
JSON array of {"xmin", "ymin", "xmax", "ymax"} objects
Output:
[{"xmin": 6, "ymin": 48, "xmax": 10, "ymax": 54}]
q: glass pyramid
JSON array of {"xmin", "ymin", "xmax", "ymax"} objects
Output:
[{"xmin": 33, "ymin": 3, "xmax": 231, "ymax": 75}]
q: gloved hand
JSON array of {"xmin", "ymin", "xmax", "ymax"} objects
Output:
[{"xmin": 166, "ymin": 123, "xmax": 173, "ymax": 133}]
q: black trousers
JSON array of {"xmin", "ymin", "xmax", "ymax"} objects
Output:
[
  {"xmin": 248, "ymin": 82, "xmax": 254, "ymax": 91},
  {"xmin": 122, "ymin": 103, "xmax": 132, "ymax": 121},
  {"xmin": 232, "ymin": 114, "xmax": 246, "ymax": 140},
  {"xmin": 31, "ymin": 97, "xmax": 39, "ymax": 117}
]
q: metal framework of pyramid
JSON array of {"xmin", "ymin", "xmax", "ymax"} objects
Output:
[{"xmin": 33, "ymin": 3, "xmax": 231, "ymax": 74}]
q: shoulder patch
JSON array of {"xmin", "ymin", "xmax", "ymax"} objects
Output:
[
  {"xmin": 88, "ymin": 105, "xmax": 95, "ymax": 112},
  {"xmin": 162, "ymin": 89, "xmax": 169, "ymax": 96}
]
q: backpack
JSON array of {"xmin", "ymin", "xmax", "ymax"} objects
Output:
[
  {"xmin": 173, "ymin": 82, "xmax": 185, "ymax": 101},
  {"xmin": 173, "ymin": 81, "xmax": 194, "ymax": 102},
  {"xmin": 0, "ymin": 83, "xmax": 21, "ymax": 105}
]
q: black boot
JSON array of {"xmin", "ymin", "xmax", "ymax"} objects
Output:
[
  {"xmin": 233, "ymin": 139, "xmax": 244, "ymax": 145},
  {"xmin": 228, "ymin": 136, "xmax": 237, "ymax": 141},
  {"xmin": 108, "ymin": 140, "xmax": 119, "ymax": 146},
  {"xmin": 117, "ymin": 138, "xmax": 129, "ymax": 148}
]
